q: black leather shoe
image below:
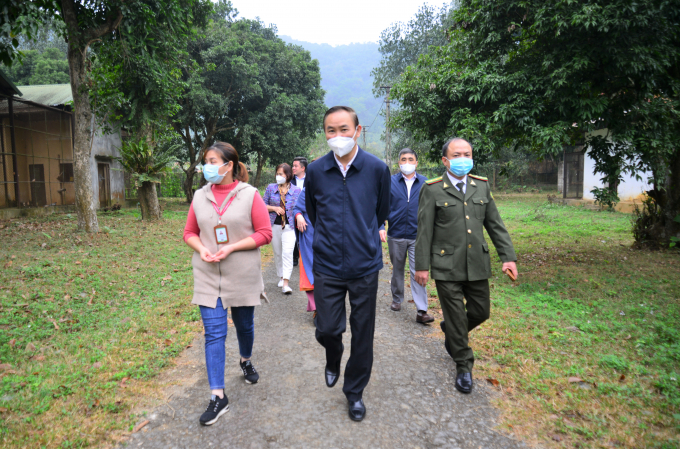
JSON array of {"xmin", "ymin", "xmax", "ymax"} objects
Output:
[
  {"xmin": 325, "ymin": 364, "xmax": 340, "ymax": 388},
  {"xmin": 325, "ymin": 345, "xmax": 343, "ymax": 388},
  {"xmin": 348, "ymin": 398, "xmax": 366, "ymax": 421},
  {"xmin": 440, "ymin": 321, "xmax": 453, "ymax": 358},
  {"xmin": 455, "ymin": 372, "xmax": 473, "ymax": 394}
]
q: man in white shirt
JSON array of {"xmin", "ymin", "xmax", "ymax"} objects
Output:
[{"xmin": 292, "ymin": 157, "xmax": 307, "ymax": 189}]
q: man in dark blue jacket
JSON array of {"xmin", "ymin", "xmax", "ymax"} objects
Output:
[
  {"xmin": 378, "ymin": 148, "xmax": 432, "ymax": 324},
  {"xmin": 305, "ymin": 106, "xmax": 391, "ymax": 422}
]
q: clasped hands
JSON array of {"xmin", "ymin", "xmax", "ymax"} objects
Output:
[
  {"xmin": 199, "ymin": 245, "xmax": 234, "ymax": 263},
  {"xmin": 414, "ymin": 261, "xmax": 518, "ymax": 286}
]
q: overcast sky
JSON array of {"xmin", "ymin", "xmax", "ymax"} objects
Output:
[{"xmin": 231, "ymin": 0, "xmax": 451, "ymax": 46}]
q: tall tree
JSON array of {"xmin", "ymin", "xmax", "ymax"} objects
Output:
[
  {"xmin": 224, "ymin": 26, "xmax": 326, "ymax": 187},
  {"xmin": 371, "ymin": 2, "xmax": 456, "ymax": 162},
  {"xmin": 391, "ymin": 0, "xmax": 680, "ymax": 246},
  {"xmin": 172, "ymin": 11, "xmax": 255, "ymax": 201},
  {"xmin": 173, "ymin": 10, "xmax": 324, "ymax": 201}
]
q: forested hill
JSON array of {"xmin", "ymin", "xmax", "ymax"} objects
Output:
[{"xmin": 279, "ymin": 36, "xmax": 385, "ymax": 152}]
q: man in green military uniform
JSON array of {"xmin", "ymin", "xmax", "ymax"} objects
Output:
[{"xmin": 414, "ymin": 137, "xmax": 517, "ymax": 394}]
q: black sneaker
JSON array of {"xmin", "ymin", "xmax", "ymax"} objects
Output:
[
  {"xmin": 240, "ymin": 359, "xmax": 259, "ymax": 384},
  {"xmin": 199, "ymin": 392, "xmax": 229, "ymax": 426}
]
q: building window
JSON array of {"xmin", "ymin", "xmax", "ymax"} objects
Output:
[{"xmin": 58, "ymin": 163, "xmax": 74, "ymax": 183}]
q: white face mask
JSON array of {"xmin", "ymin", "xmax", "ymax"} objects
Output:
[
  {"xmin": 276, "ymin": 175, "xmax": 287, "ymax": 185},
  {"xmin": 327, "ymin": 129, "xmax": 358, "ymax": 157},
  {"xmin": 400, "ymin": 163, "xmax": 416, "ymax": 175}
]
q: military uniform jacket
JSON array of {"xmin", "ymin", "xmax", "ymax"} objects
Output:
[{"xmin": 414, "ymin": 173, "xmax": 516, "ymax": 282}]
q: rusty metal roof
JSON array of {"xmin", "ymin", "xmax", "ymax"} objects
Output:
[{"xmin": 14, "ymin": 84, "xmax": 72, "ymax": 106}]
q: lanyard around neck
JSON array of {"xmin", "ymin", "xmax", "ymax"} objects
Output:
[{"xmin": 212, "ymin": 195, "xmax": 236, "ymax": 224}]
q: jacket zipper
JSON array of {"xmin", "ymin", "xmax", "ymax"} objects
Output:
[{"xmin": 343, "ymin": 175, "xmax": 346, "ymax": 273}]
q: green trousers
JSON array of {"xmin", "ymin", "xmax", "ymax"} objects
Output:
[{"xmin": 434, "ymin": 279, "xmax": 490, "ymax": 374}]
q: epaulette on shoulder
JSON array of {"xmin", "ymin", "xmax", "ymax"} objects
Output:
[
  {"xmin": 469, "ymin": 174, "xmax": 488, "ymax": 182},
  {"xmin": 425, "ymin": 176, "xmax": 443, "ymax": 185}
]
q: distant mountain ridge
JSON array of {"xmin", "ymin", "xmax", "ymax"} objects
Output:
[{"xmin": 280, "ymin": 35, "xmax": 385, "ymax": 152}]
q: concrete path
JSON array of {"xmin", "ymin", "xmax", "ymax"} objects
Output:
[{"xmin": 120, "ymin": 258, "xmax": 522, "ymax": 449}]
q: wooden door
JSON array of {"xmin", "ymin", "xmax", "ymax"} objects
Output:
[
  {"xmin": 98, "ymin": 163, "xmax": 111, "ymax": 208},
  {"xmin": 29, "ymin": 164, "xmax": 47, "ymax": 207}
]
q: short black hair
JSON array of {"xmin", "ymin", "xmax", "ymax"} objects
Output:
[
  {"xmin": 442, "ymin": 137, "xmax": 473, "ymax": 157},
  {"xmin": 323, "ymin": 106, "xmax": 359, "ymax": 129},
  {"xmin": 398, "ymin": 148, "xmax": 417, "ymax": 161},
  {"xmin": 293, "ymin": 157, "xmax": 308, "ymax": 171}
]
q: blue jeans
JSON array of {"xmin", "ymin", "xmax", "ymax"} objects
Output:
[{"xmin": 200, "ymin": 298, "xmax": 255, "ymax": 390}]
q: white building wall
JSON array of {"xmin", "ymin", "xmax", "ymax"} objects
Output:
[{"xmin": 582, "ymin": 129, "xmax": 652, "ymax": 202}]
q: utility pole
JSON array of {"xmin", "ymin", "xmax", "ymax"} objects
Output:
[
  {"xmin": 380, "ymin": 86, "xmax": 391, "ymax": 169},
  {"xmin": 362, "ymin": 125, "xmax": 369, "ymax": 150}
]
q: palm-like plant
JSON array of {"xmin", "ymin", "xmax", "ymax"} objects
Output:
[{"xmin": 115, "ymin": 134, "xmax": 178, "ymax": 220}]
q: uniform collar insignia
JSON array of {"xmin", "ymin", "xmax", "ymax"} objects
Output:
[
  {"xmin": 443, "ymin": 182, "xmax": 448, "ymax": 188},
  {"xmin": 470, "ymin": 179, "xmax": 476, "ymax": 186}
]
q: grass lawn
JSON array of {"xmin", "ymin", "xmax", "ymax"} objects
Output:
[
  {"xmin": 416, "ymin": 194, "xmax": 679, "ymax": 448},
  {"xmin": 0, "ymin": 199, "xmax": 271, "ymax": 447}
]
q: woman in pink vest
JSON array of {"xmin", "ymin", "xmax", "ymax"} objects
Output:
[{"xmin": 183, "ymin": 142, "xmax": 272, "ymax": 426}]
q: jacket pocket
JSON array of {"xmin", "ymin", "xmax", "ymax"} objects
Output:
[
  {"xmin": 435, "ymin": 200, "xmax": 456, "ymax": 223},
  {"xmin": 482, "ymin": 242, "xmax": 491, "ymax": 275},
  {"xmin": 472, "ymin": 198, "xmax": 487, "ymax": 219},
  {"xmin": 430, "ymin": 244, "xmax": 455, "ymax": 272}
]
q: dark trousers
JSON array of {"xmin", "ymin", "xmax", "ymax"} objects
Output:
[
  {"xmin": 293, "ymin": 230, "xmax": 299, "ymax": 265},
  {"xmin": 314, "ymin": 270, "xmax": 379, "ymax": 402},
  {"xmin": 435, "ymin": 279, "xmax": 490, "ymax": 374}
]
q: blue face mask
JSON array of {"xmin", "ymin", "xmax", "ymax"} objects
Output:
[
  {"xmin": 203, "ymin": 162, "xmax": 229, "ymax": 184},
  {"xmin": 447, "ymin": 157, "xmax": 474, "ymax": 177}
]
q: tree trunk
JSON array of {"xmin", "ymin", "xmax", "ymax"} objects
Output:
[
  {"xmin": 138, "ymin": 181, "xmax": 162, "ymax": 221},
  {"xmin": 67, "ymin": 40, "xmax": 99, "ymax": 233},
  {"xmin": 61, "ymin": 0, "xmax": 122, "ymax": 232},
  {"xmin": 254, "ymin": 151, "xmax": 265, "ymax": 187},
  {"xmin": 137, "ymin": 125, "xmax": 163, "ymax": 221},
  {"xmin": 183, "ymin": 168, "xmax": 196, "ymax": 204}
]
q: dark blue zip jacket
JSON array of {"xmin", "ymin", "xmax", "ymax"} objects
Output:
[
  {"xmin": 386, "ymin": 172, "xmax": 427, "ymax": 240},
  {"xmin": 305, "ymin": 148, "xmax": 391, "ymax": 279}
]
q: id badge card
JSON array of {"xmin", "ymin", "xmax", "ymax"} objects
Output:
[{"xmin": 214, "ymin": 225, "xmax": 229, "ymax": 244}]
